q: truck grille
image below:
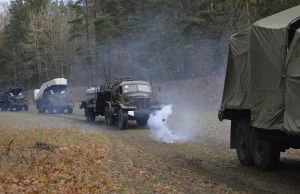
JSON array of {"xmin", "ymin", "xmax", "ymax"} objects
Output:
[{"xmin": 132, "ymin": 98, "xmax": 150, "ymax": 110}]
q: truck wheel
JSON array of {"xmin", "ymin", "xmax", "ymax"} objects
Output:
[
  {"xmin": 85, "ymin": 109, "xmax": 90, "ymax": 121},
  {"xmin": 9, "ymin": 104, "xmax": 13, "ymax": 111},
  {"xmin": 89, "ymin": 108, "xmax": 96, "ymax": 122},
  {"xmin": 48, "ymin": 106, "xmax": 54, "ymax": 114},
  {"xmin": 42, "ymin": 106, "xmax": 46, "ymax": 113},
  {"xmin": 118, "ymin": 109, "xmax": 128, "ymax": 130},
  {"xmin": 37, "ymin": 105, "xmax": 41, "ymax": 113},
  {"xmin": 236, "ymin": 120, "xmax": 254, "ymax": 166},
  {"xmin": 136, "ymin": 118, "xmax": 148, "ymax": 126},
  {"xmin": 105, "ymin": 107, "xmax": 115, "ymax": 125},
  {"xmin": 67, "ymin": 107, "xmax": 73, "ymax": 114},
  {"xmin": 252, "ymin": 129, "xmax": 280, "ymax": 171},
  {"xmin": 16, "ymin": 107, "xmax": 21, "ymax": 111}
]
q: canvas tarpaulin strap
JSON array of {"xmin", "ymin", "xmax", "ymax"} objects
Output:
[{"xmin": 219, "ymin": 5, "xmax": 300, "ymax": 135}]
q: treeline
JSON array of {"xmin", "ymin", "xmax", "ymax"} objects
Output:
[{"xmin": 0, "ymin": 0, "xmax": 299, "ymax": 88}]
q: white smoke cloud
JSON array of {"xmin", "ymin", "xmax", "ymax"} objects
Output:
[{"xmin": 147, "ymin": 105, "xmax": 190, "ymax": 143}]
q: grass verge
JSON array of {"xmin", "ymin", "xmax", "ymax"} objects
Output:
[{"xmin": 0, "ymin": 128, "xmax": 111, "ymax": 193}]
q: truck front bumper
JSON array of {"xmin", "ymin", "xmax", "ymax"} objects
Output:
[
  {"xmin": 50, "ymin": 102, "xmax": 74, "ymax": 109},
  {"xmin": 128, "ymin": 109, "xmax": 160, "ymax": 120},
  {"xmin": 11, "ymin": 102, "xmax": 28, "ymax": 108}
]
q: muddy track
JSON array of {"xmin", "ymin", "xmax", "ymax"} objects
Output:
[
  {"xmin": 50, "ymin": 113, "xmax": 300, "ymax": 194},
  {"xmin": 2, "ymin": 111, "xmax": 300, "ymax": 193}
]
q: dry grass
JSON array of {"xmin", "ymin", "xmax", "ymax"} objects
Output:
[{"xmin": 0, "ymin": 128, "xmax": 111, "ymax": 193}]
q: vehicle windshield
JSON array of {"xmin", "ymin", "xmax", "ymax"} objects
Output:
[{"xmin": 123, "ymin": 84, "xmax": 151, "ymax": 93}]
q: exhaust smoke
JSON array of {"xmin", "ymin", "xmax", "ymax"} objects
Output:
[{"xmin": 147, "ymin": 105, "xmax": 190, "ymax": 143}]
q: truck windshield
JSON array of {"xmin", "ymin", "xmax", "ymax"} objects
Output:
[{"xmin": 123, "ymin": 85, "xmax": 151, "ymax": 93}]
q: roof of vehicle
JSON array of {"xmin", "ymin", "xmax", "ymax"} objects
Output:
[
  {"xmin": 120, "ymin": 81, "xmax": 151, "ymax": 86},
  {"xmin": 253, "ymin": 5, "xmax": 300, "ymax": 29},
  {"xmin": 35, "ymin": 78, "xmax": 67, "ymax": 100}
]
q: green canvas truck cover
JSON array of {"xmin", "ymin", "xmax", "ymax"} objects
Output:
[{"xmin": 219, "ymin": 5, "xmax": 300, "ymax": 135}]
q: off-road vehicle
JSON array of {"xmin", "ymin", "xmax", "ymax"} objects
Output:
[
  {"xmin": 219, "ymin": 5, "xmax": 300, "ymax": 170},
  {"xmin": 80, "ymin": 77, "xmax": 161, "ymax": 129},
  {"xmin": 0, "ymin": 86, "xmax": 29, "ymax": 111},
  {"xmin": 35, "ymin": 78, "xmax": 74, "ymax": 114}
]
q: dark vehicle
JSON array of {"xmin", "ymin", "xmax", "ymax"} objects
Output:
[
  {"xmin": 0, "ymin": 86, "xmax": 29, "ymax": 111},
  {"xmin": 35, "ymin": 78, "xmax": 74, "ymax": 114},
  {"xmin": 80, "ymin": 77, "xmax": 161, "ymax": 130},
  {"xmin": 219, "ymin": 6, "xmax": 300, "ymax": 170}
]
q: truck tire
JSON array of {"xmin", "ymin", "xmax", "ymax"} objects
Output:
[
  {"xmin": 16, "ymin": 107, "xmax": 21, "ymax": 111},
  {"xmin": 252, "ymin": 129, "xmax": 280, "ymax": 171},
  {"xmin": 85, "ymin": 108, "xmax": 90, "ymax": 121},
  {"xmin": 67, "ymin": 107, "xmax": 73, "ymax": 114},
  {"xmin": 37, "ymin": 104, "xmax": 41, "ymax": 113},
  {"xmin": 48, "ymin": 106, "xmax": 54, "ymax": 114},
  {"xmin": 236, "ymin": 119, "xmax": 254, "ymax": 166},
  {"xmin": 41, "ymin": 106, "xmax": 46, "ymax": 113},
  {"xmin": 136, "ymin": 118, "xmax": 148, "ymax": 126},
  {"xmin": 105, "ymin": 107, "xmax": 115, "ymax": 125},
  {"xmin": 9, "ymin": 104, "xmax": 13, "ymax": 111},
  {"xmin": 89, "ymin": 108, "xmax": 96, "ymax": 122},
  {"xmin": 118, "ymin": 109, "xmax": 128, "ymax": 130}
]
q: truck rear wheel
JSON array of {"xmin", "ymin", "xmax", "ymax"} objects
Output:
[
  {"xmin": 85, "ymin": 108, "xmax": 90, "ymax": 121},
  {"xmin": 105, "ymin": 107, "xmax": 116, "ymax": 125},
  {"xmin": 67, "ymin": 107, "xmax": 73, "ymax": 114},
  {"xmin": 88, "ymin": 108, "xmax": 95, "ymax": 122},
  {"xmin": 252, "ymin": 129, "xmax": 280, "ymax": 171},
  {"xmin": 236, "ymin": 120, "xmax": 254, "ymax": 166},
  {"xmin": 48, "ymin": 106, "xmax": 54, "ymax": 114},
  {"xmin": 118, "ymin": 109, "xmax": 128, "ymax": 130},
  {"xmin": 9, "ymin": 104, "xmax": 13, "ymax": 111}
]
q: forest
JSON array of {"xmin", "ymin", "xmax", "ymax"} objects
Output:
[{"xmin": 0, "ymin": 0, "xmax": 299, "ymax": 88}]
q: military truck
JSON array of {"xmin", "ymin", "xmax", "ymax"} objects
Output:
[
  {"xmin": 35, "ymin": 78, "xmax": 74, "ymax": 114},
  {"xmin": 0, "ymin": 86, "xmax": 29, "ymax": 111},
  {"xmin": 219, "ymin": 6, "xmax": 300, "ymax": 170},
  {"xmin": 80, "ymin": 77, "xmax": 161, "ymax": 130}
]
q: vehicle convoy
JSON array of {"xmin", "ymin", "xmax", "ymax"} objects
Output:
[
  {"xmin": 219, "ymin": 5, "xmax": 300, "ymax": 170},
  {"xmin": 35, "ymin": 78, "xmax": 74, "ymax": 114},
  {"xmin": 0, "ymin": 86, "xmax": 29, "ymax": 111},
  {"xmin": 80, "ymin": 77, "xmax": 162, "ymax": 130}
]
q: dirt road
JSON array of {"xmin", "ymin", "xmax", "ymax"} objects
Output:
[{"xmin": 1, "ymin": 108, "xmax": 300, "ymax": 194}]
